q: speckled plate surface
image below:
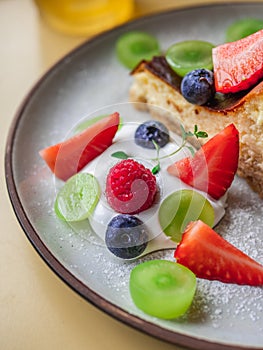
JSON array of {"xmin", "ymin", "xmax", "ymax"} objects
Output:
[{"xmin": 5, "ymin": 3, "xmax": 263, "ymax": 349}]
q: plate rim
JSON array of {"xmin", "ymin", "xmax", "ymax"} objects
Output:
[{"xmin": 5, "ymin": 2, "xmax": 263, "ymax": 349}]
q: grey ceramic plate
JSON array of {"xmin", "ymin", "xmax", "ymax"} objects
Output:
[{"xmin": 5, "ymin": 3, "xmax": 263, "ymax": 350}]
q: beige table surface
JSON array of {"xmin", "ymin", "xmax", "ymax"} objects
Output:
[{"xmin": 1, "ymin": 1, "xmax": 262, "ymax": 349}]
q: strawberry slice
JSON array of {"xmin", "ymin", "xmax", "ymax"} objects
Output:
[
  {"xmin": 213, "ymin": 29, "xmax": 263, "ymax": 93},
  {"xmin": 167, "ymin": 124, "xmax": 239, "ymax": 200},
  {"xmin": 174, "ymin": 220, "xmax": 263, "ymax": 286},
  {"xmin": 39, "ymin": 112, "xmax": 120, "ymax": 181}
]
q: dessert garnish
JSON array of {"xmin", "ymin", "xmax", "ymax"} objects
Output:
[
  {"xmin": 39, "ymin": 112, "xmax": 262, "ymax": 321},
  {"xmin": 175, "ymin": 220, "xmax": 263, "ymax": 286},
  {"xmin": 212, "ymin": 29, "xmax": 263, "ymax": 94},
  {"xmin": 112, "ymin": 121, "xmax": 208, "ymax": 174},
  {"xmin": 165, "ymin": 40, "xmax": 214, "ymax": 77},
  {"xmin": 167, "ymin": 124, "xmax": 239, "ymax": 200},
  {"xmin": 180, "ymin": 68, "xmax": 215, "ymax": 105},
  {"xmin": 116, "ymin": 31, "xmax": 160, "ymax": 69},
  {"xmin": 226, "ymin": 18, "xmax": 263, "ymax": 42},
  {"xmin": 131, "ymin": 56, "xmax": 253, "ymax": 111},
  {"xmin": 129, "ymin": 260, "xmax": 196, "ymax": 319},
  {"xmin": 128, "ymin": 21, "xmax": 263, "ymax": 111},
  {"xmin": 54, "ymin": 173, "xmax": 100, "ymax": 222},
  {"xmin": 39, "ymin": 112, "xmax": 120, "ymax": 181},
  {"xmin": 134, "ymin": 120, "xmax": 170, "ymax": 149},
  {"xmin": 158, "ymin": 189, "xmax": 214, "ymax": 243},
  {"xmin": 116, "ymin": 19, "xmax": 263, "ymax": 73},
  {"xmin": 105, "ymin": 214, "xmax": 149, "ymax": 259},
  {"xmin": 105, "ymin": 159, "xmax": 157, "ymax": 214},
  {"xmin": 129, "ymin": 27, "xmax": 263, "ymax": 197}
]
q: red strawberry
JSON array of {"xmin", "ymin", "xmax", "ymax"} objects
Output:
[
  {"xmin": 175, "ymin": 220, "xmax": 263, "ymax": 286},
  {"xmin": 39, "ymin": 112, "xmax": 120, "ymax": 181},
  {"xmin": 213, "ymin": 29, "xmax": 263, "ymax": 93},
  {"xmin": 167, "ymin": 124, "xmax": 239, "ymax": 200}
]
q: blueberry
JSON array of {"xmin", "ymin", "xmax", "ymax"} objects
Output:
[
  {"xmin": 135, "ymin": 120, "xmax": 169, "ymax": 149},
  {"xmin": 105, "ymin": 215, "xmax": 149, "ymax": 259},
  {"xmin": 181, "ymin": 69, "xmax": 215, "ymax": 105}
]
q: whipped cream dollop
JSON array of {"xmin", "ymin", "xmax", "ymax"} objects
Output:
[{"xmin": 84, "ymin": 122, "xmax": 226, "ymax": 256}]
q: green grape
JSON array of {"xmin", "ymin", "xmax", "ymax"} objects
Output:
[
  {"xmin": 116, "ymin": 31, "xmax": 160, "ymax": 69},
  {"xmin": 74, "ymin": 115, "xmax": 123, "ymax": 134},
  {"xmin": 130, "ymin": 260, "xmax": 196, "ymax": 319},
  {"xmin": 226, "ymin": 18, "xmax": 263, "ymax": 42},
  {"xmin": 55, "ymin": 173, "xmax": 100, "ymax": 222},
  {"xmin": 158, "ymin": 189, "xmax": 214, "ymax": 242},
  {"xmin": 165, "ymin": 40, "xmax": 214, "ymax": 77},
  {"xmin": 73, "ymin": 115, "xmax": 107, "ymax": 134}
]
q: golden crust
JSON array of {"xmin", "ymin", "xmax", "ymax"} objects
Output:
[{"xmin": 129, "ymin": 62, "xmax": 263, "ymax": 197}]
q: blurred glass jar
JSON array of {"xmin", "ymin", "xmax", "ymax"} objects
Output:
[{"xmin": 34, "ymin": 0, "xmax": 134, "ymax": 36}]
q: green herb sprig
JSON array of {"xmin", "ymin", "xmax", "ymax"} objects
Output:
[
  {"xmin": 111, "ymin": 124, "xmax": 208, "ymax": 174},
  {"xmin": 111, "ymin": 151, "xmax": 129, "ymax": 159},
  {"xmin": 151, "ymin": 140, "xmax": 161, "ymax": 174}
]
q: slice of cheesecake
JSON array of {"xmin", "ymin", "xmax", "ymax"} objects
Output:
[{"xmin": 129, "ymin": 56, "xmax": 263, "ymax": 197}]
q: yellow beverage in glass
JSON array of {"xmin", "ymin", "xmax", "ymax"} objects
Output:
[{"xmin": 34, "ymin": 0, "xmax": 134, "ymax": 36}]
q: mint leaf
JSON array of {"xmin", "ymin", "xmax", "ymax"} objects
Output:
[
  {"xmin": 193, "ymin": 124, "xmax": 208, "ymax": 139},
  {"xmin": 111, "ymin": 151, "xmax": 129, "ymax": 159},
  {"xmin": 152, "ymin": 163, "xmax": 160, "ymax": 174},
  {"xmin": 195, "ymin": 131, "xmax": 208, "ymax": 138}
]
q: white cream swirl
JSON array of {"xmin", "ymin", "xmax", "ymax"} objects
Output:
[{"xmin": 84, "ymin": 122, "xmax": 226, "ymax": 256}]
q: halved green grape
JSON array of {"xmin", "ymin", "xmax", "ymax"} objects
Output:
[
  {"xmin": 116, "ymin": 31, "xmax": 160, "ymax": 69},
  {"xmin": 226, "ymin": 18, "xmax": 263, "ymax": 42},
  {"xmin": 130, "ymin": 260, "xmax": 196, "ymax": 319},
  {"xmin": 165, "ymin": 40, "xmax": 214, "ymax": 77},
  {"xmin": 158, "ymin": 189, "xmax": 214, "ymax": 242},
  {"xmin": 73, "ymin": 115, "xmax": 107, "ymax": 134},
  {"xmin": 74, "ymin": 115, "xmax": 123, "ymax": 134},
  {"xmin": 55, "ymin": 173, "xmax": 100, "ymax": 222}
]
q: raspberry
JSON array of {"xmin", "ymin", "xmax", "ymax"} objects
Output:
[{"xmin": 106, "ymin": 159, "xmax": 157, "ymax": 214}]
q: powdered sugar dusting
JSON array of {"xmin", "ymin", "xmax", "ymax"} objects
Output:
[
  {"xmin": 16, "ymin": 149, "xmax": 263, "ymax": 347},
  {"xmin": 15, "ymin": 105, "xmax": 263, "ymax": 347}
]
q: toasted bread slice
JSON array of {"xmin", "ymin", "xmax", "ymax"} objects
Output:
[{"xmin": 129, "ymin": 57, "xmax": 263, "ymax": 197}]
